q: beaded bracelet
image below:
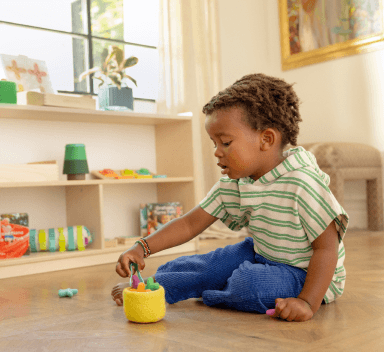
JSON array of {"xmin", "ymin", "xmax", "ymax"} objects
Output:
[
  {"xmin": 141, "ymin": 237, "xmax": 151, "ymax": 255},
  {"xmin": 135, "ymin": 238, "xmax": 151, "ymax": 258}
]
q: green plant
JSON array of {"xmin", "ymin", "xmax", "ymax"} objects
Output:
[{"xmin": 79, "ymin": 45, "xmax": 138, "ymax": 89}]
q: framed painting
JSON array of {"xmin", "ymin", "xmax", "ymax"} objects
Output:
[{"xmin": 279, "ymin": 0, "xmax": 384, "ymax": 70}]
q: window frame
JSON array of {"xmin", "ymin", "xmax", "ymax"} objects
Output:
[{"xmin": 0, "ymin": 0, "xmax": 157, "ymax": 102}]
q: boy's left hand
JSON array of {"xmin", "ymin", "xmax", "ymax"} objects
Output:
[{"xmin": 269, "ymin": 297, "xmax": 313, "ymax": 322}]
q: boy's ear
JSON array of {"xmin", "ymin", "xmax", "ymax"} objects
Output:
[{"xmin": 260, "ymin": 129, "xmax": 277, "ymax": 150}]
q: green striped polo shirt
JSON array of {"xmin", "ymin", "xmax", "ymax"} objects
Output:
[{"xmin": 200, "ymin": 146, "xmax": 349, "ymax": 304}]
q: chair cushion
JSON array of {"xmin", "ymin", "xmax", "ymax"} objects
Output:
[{"xmin": 299, "ymin": 142, "xmax": 382, "ymax": 168}]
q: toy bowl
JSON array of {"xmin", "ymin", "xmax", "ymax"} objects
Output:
[
  {"xmin": 123, "ymin": 262, "xmax": 166, "ymax": 324},
  {"xmin": 123, "ymin": 285, "xmax": 166, "ymax": 323}
]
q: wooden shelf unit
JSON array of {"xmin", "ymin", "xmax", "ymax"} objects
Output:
[{"xmin": 0, "ymin": 105, "xmax": 200, "ymax": 279}]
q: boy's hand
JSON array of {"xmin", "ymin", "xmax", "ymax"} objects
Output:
[
  {"xmin": 269, "ymin": 297, "xmax": 313, "ymax": 322},
  {"xmin": 115, "ymin": 244, "xmax": 145, "ymax": 278}
]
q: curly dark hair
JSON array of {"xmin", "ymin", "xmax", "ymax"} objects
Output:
[{"xmin": 202, "ymin": 73, "xmax": 302, "ymax": 148}]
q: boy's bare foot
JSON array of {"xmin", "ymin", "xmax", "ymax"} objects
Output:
[
  {"xmin": 111, "ymin": 276, "xmax": 156, "ymax": 306},
  {"xmin": 111, "ymin": 282, "xmax": 131, "ymax": 306}
]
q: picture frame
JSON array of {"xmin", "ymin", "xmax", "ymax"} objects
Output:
[
  {"xmin": 0, "ymin": 54, "xmax": 55, "ymax": 93},
  {"xmin": 278, "ymin": 0, "xmax": 384, "ymax": 70}
]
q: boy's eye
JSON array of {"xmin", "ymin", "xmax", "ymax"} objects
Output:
[{"xmin": 211, "ymin": 141, "xmax": 231, "ymax": 148}]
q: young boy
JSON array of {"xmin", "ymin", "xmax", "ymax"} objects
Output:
[{"xmin": 112, "ymin": 73, "xmax": 348, "ymax": 322}]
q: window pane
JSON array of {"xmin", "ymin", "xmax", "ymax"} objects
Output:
[
  {"xmin": 0, "ymin": 0, "xmax": 87, "ymax": 35},
  {"xmin": 123, "ymin": 0, "xmax": 159, "ymax": 47},
  {"xmin": 91, "ymin": 0, "xmax": 159, "ymax": 46},
  {"xmin": 91, "ymin": 0, "xmax": 124, "ymax": 40},
  {"xmin": 92, "ymin": 40, "xmax": 158, "ymax": 100},
  {"xmin": 0, "ymin": 25, "xmax": 88, "ymax": 93},
  {"xmin": 125, "ymin": 45, "xmax": 158, "ymax": 100}
]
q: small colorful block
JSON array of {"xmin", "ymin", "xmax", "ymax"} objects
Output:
[
  {"xmin": 131, "ymin": 274, "xmax": 140, "ymax": 289},
  {"xmin": 58, "ymin": 288, "xmax": 78, "ymax": 297},
  {"xmin": 145, "ymin": 277, "xmax": 160, "ymax": 291}
]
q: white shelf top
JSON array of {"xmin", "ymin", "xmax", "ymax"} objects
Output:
[
  {"xmin": 0, "ymin": 104, "xmax": 192, "ymax": 125},
  {"xmin": 0, "ymin": 176, "xmax": 194, "ymax": 188}
]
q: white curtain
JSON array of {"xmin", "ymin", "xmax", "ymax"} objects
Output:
[{"xmin": 158, "ymin": 0, "xmax": 248, "ymax": 239}]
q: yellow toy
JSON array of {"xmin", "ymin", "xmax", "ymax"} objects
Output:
[{"xmin": 123, "ymin": 263, "xmax": 166, "ymax": 324}]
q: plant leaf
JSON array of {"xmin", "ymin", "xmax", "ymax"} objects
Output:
[
  {"xmin": 123, "ymin": 56, "xmax": 138, "ymax": 69},
  {"xmin": 114, "ymin": 47, "xmax": 124, "ymax": 66},
  {"xmin": 94, "ymin": 76, "xmax": 105, "ymax": 88},
  {"xmin": 109, "ymin": 72, "xmax": 122, "ymax": 83},
  {"xmin": 79, "ymin": 67, "xmax": 101, "ymax": 81},
  {"xmin": 104, "ymin": 45, "xmax": 120, "ymax": 66},
  {"xmin": 109, "ymin": 75, "xmax": 122, "ymax": 89},
  {"xmin": 124, "ymin": 75, "xmax": 137, "ymax": 87}
]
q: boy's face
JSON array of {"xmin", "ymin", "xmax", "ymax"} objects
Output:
[{"xmin": 205, "ymin": 106, "xmax": 272, "ymax": 181}]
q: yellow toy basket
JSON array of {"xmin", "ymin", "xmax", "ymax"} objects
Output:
[{"xmin": 123, "ymin": 263, "xmax": 166, "ymax": 324}]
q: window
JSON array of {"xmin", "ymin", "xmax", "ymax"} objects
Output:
[{"xmin": 0, "ymin": 0, "xmax": 159, "ymax": 102}]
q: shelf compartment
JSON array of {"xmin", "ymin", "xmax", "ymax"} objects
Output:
[
  {"xmin": 65, "ymin": 184, "xmax": 104, "ymax": 250},
  {"xmin": 0, "ymin": 105, "xmax": 200, "ymax": 279}
]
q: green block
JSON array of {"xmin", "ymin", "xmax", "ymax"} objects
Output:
[
  {"xmin": 64, "ymin": 144, "xmax": 87, "ymax": 160},
  {"xmin": 63, "ymin": 159, "xmax": 89, "ymax": 174},
  {"xmin": 0, "ymin": 81, "xmax": 17, "ymax": 104}
]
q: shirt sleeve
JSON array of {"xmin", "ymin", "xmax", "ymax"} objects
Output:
[
  {"xmin": 199, "ymin": 181, "xmax": 226, "ymax": 218},
  {"xmin": 297, "ymin": 172, "xmax": 349, "ymax": 243},
  {"xmin": 199, "ymin": 179, "xmax": 246, "ymax": 232}
]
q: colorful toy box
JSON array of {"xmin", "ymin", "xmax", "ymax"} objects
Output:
[
  {"xmin": 0, "ymin": 213, "xmax": 30, "ymax": 259},
  {"xmin": 29, "ymin": 225, "xmax": 93, "ymax": 252}
]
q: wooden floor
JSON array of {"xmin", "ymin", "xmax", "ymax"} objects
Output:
[{"xmin": 1, "ymin": 230, "xmax": 384, "ymax": 351}]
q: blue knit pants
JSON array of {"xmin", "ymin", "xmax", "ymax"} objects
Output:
[{"xmin": 155, "ymin": 237, "xmax": 307, "ymax": 313}]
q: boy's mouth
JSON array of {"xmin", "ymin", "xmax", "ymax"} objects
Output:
[{"xmin": 217, "ymin": 163, "xmax": 229, "ymax": 175}]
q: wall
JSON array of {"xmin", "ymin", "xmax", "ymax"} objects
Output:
[{"xmin": 216, "ymin": 0, "xmax": 384, "ymax": 229}]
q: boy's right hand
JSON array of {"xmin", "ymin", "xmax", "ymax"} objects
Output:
[{"xmin": 115, "ymin": 243, "xmax": 145, "ymax": 278}]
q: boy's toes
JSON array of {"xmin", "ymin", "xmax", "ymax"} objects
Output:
[
  {"xmin": 111, "ymin": 291, "xmax": 123, "ymax": 306},
  {"xmin": 111, "ymin": 282, "xmax": 131, "ymax": 306}
]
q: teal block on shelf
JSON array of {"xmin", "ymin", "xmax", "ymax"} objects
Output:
[{"xmin": 98, "ymin": 86, "xmax": 133, "ymax": 111}]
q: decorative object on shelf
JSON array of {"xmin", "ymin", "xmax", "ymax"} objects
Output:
[
  {"xmin": 79, "ymin": 45, "xmax": 138, "ymax": 111},
  {"xmin": 0, "ymin": 160, "xmax": 59, "ymax": 183},
  {"xmin": 104, "ymin": 238, "xmax": 118, "ymax": 248},
  {"xmin": 278, "ymin": 0, "xmax": 384, "ymax": 70},
  {"xmin": 17, "ymin": 91, "xmax": 96, "ymax": 110},
  {"xmin": 141, "ymin": 202, "xmax": 183, "ymax": 237},
  {"xmin": 0, "ymin": 213, "xmax": 29, "ymax": 260},
  {"xmin": 58, "ymin": 288, "xmax": 78, "ymax": 298},
  {"xmin": 92, "ymin": 169, "xmax": 167, "ymax": 180},
  {"xmin": 123, "ymin": 262, "xmax": 166, "ymax": 323},
  {"xmin": 63, "ymin": 144, "xmax": 89, "ymax": 180},
  {"xmin": 0, "ymin": 54, "xmax": 55, "ymax": 93},
  {"xmin": 116, "ymin": 236, "xmax": 134, "ymax": 245},
  {"xmin": 0, "ymin": 80, "xmax": 17, "ymax": 104},
  {"xmin": 98, "ymin": 86, "xmax": 134, "ymax": 112},
  {"xmin": 29, "ymin": 225, "xmax": 93, "ymax": 252}
]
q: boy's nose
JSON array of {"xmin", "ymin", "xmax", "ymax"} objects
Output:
[{"xmin": 214, "ymin": 148, "xmax": 223, "ymax": 158}]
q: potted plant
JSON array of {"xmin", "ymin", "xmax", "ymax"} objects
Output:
[{"xmin": 79, "ymin": 45, "xmax": 138, "ymax": 111}]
